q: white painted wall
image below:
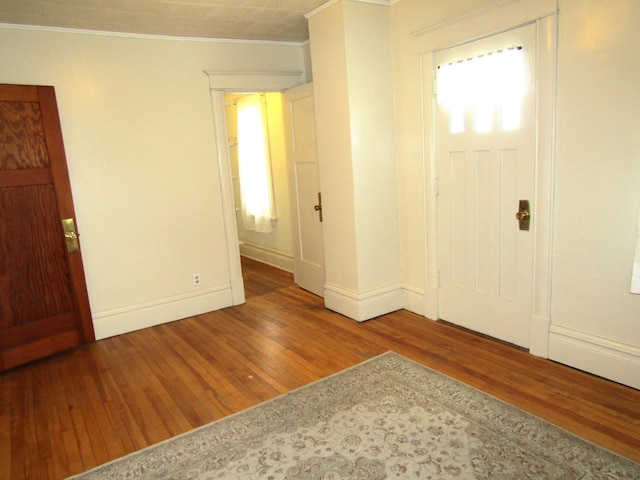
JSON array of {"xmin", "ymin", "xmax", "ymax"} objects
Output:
[
  {"xmin": 3, "ymin": 0, "xmax": 638, "ymax": 387},
  {"xmin": 0, "ymin": 25, "xmax": 307, "ymax": 339},
  {"xmin": 309, "ymin": 0, "xmax": 402, "ymax": 320},
  {"xmin": 342, "ymin": 1, "xmax": 400, "ymax": 295},
  {"xmin": 390, "ymin": 0, "xmax": 640, "ymax": 388},
  {"xmin": 549, "ymin": 0, "xmax": 640, "ymax": 386},
  {"xmin": 308, "ymin": 2, "xmax": 360, "ymax": 294}
]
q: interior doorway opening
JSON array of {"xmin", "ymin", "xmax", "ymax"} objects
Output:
[
  {"xmin": 206, "ymin": 70, "xmax": 318, "ymax": 306},
  {"xmin": 224, "ymin": 92, "xmax": 295, "ymax": 274}
]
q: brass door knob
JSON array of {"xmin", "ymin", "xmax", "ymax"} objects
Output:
[
  {"xmin": 314, "ymin": 192, "xmax": 323, "ymax": 222},
  {"xmin": 515, "ymin": 200, "xmax": 530, "ymax": 231},
  {"xmin": 61, "ymin": 218, "xmax": 80, "ymax": 253}
]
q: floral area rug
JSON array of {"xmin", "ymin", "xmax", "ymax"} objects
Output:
[{"xmin": 69, "ymin": 351, "xmax": 640, "ymax": 479}]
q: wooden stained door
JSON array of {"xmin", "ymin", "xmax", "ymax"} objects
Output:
[
  {"xmin": 0, "ymin": 84, "xmax": 94, "ymax": 371},
  {"xmin": 283, "ymin": 83, "xmax": 325, "ymax": 297},
  {"xmin": 435, "ymin": 25, "xmax": 536, "ymax": 348}
]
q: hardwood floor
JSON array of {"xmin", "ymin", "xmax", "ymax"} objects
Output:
[{"xmin": 1, "ymin": 257, "xmax": 639, "ymax": 479}]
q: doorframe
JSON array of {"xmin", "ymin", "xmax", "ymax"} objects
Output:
[
  {"xmin": 205, "ymin": 70, "xmax": 304, "ymax": 305},
  {"xmin": 415, "ymin": 0, "xmax": 558, "ymax": 357}
]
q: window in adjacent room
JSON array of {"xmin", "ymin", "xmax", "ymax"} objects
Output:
[{"xmin": 236, "ymin": 93, "xmax": 276, "ymax": 233}]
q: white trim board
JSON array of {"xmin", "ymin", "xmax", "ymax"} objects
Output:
[
  {"xmin": 92, "ymin": 285, "xmax": 233, "ymax": 340},
  {"xmin": 402, "ymin": 284, "xmax": 426, "ymax": 317},
  {"xmin": 412, "ymin": 0, "xmax": 558, "ymax": 47},
  {"xmin": 0, "ymin": 22, "xmax": 308, "ymax": 46},
  {"xmin": 205, "ymin": 71, "xmax": 304, "ymax": 92},
  {"xmin": 206, "ymin": 71, "xmax": 307, "ymax": 307},
  {"xmin": 324, "ymin": 282, "xmax": 403, "ymax": 322},
  {"xmin": 416, "ymin": 0, "xmax": 557, "ymax": 358},
  {"xmin": 549, "ymin": 325, "xmax": 640, "ymax": 390},
  {"xmin": 306, "ymin": 0, "xmax": 392, "ymax": 19},
  {"xmin": 239, "ymin": 242, "xmax": 294, "ymax": 273}
]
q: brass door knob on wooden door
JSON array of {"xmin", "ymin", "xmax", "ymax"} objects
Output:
[{"xmin": 62, "ymin": 218, "xmax": 80, "ymax": 253}]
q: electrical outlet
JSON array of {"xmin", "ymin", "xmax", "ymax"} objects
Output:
[{"xmin": 193, "ymin": 273, "xmax": 201, "ymax": 286}]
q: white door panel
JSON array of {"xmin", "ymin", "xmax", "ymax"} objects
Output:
[
  {"xmin": 295, "ymin": 163, "xmax": 324, "ymax": 266},
  {"xmin": 284, "ymin": 83, "xmax": 325, "ymax": 297},
  {"xmin": 436, "ymin": 24, "xmax": 536, "ymax": 347}
]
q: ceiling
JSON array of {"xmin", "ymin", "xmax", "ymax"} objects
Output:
[{"xmin": 0, "ymin": 0, "xmax": 334, "ymax": 43}]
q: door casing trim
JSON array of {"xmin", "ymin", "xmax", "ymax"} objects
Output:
[
  {"xmin": 417, "ymin": 4, "xmax": 558, "ymax": 357},
  {"xmin": 206, "ymin": 71, "xmax": 305, "ymax": 305}
]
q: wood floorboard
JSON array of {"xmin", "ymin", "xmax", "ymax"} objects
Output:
[{"xmin": 1, "ymin": 256, "xmax": 639, "ymax": 479}]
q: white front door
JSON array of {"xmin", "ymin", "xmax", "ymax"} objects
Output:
[
  {"xmin": 435, "ymin": 24, "xmax": 536, "ymax": 348},
  {"xmin": 283, "ymin": 83, "xmax": 325, "ymax": 297}
]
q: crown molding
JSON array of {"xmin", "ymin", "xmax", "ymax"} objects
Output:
[
  {"xmin": 204, "ymin": 70, "xmax": 305, "ymax": 92},
  {"xmin": 306, "ymin": 0, "xmax": 392, "ymax": 19},
  {"xmin": 0, "ymin": 23, "xmax": 309, "ymax": 47}
]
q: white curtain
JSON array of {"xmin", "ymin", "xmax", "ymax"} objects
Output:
[
  {"xmin": 237, "ymin": 94, "xmax": 275, "ymax": 233},
  {"xmin": 437, "ymin": 47, "xmax": 529, "ymax": 132}
]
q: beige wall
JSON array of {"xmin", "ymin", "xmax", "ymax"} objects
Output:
[
  {"xmin": 309, "ymin": 0, "xmax": 402, "ymax": 320},
  {"xmin": 550, "ymin": 0, "xmax": 640, "ymax": 380},
  {"xmin": 309, "ymin": 2, "xmax": 359, "ymax": 293},
  {"xmin": 390, "ymin": 0, "xmax": 640, "ymax": 387},
  {"xmin": 2, "ymin": 0, "xmax": 639, "ymax": 387},
  {"xmin": 0, "ymin": 25, "xmax": 307, "ymax": 339}
]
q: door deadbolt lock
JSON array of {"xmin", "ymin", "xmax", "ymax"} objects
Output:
[{"xmin": 515, "ymin": 200, "xmax": 530, "ymax": 231}]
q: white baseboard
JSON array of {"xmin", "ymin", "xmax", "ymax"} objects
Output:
[
  {"xmin": 548, "ymin": 325, "xmax": 640, "ymax": 389},
  {"xmin": 92, "ymin": 284, "xmax": 233, "ymax": 340},
  {"xmin": 402, "ymin": 284, "xmax": 425, "ymax": 316},
  {"xmin": 324, "ymin": 283, "xmax": 403, "ymax": 321},
  {"xmin": 239, "ymin": 242, "xmax": 293, "ymax": 272},
  {"xmin": 528, "ymin": 315, "xmax": 550, "ymax": 358},
  {"xmin": 230, "ymin": 274, "xmax": 246, "ymax": 305}
]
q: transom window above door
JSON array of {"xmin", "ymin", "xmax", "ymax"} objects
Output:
[{"xmin": 436, "ymin": 46, "xmax": 529, "ymax": 134}]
